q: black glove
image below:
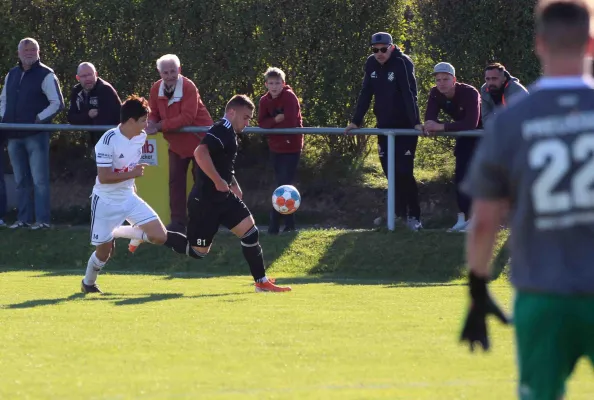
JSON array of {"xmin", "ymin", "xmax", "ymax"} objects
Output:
[{"xmin": 460, "ymin": 271, "xmax": 510, "ymax": 352}]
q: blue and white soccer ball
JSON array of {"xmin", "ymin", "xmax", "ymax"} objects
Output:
[{"xmin": 272, "ymin": 185, "xmax": 301, "ymax": 215}]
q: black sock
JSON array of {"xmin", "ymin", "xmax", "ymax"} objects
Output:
[
  {"xmin": 242, "ymin": 244, "xmax": 266, "ymax": 282},
  {"xmin": 164, "ymin": 231, "xmax": 188, "ymax": 254}
]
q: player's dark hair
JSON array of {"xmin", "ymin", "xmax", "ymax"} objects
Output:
[
  {"xmin": 225, "ymin": 95, "xmax": 255, "ymax": 112},
  {"xmin": 120, "ymin": 95, "xmax": 150, "ymax": 123},
  {"xmin": 485, "ymin": 62, "xmax": 505, "ymax": 73},
  {"xmin": 535, "ymin": 0, "xmax": 591, "ymax": 53}
]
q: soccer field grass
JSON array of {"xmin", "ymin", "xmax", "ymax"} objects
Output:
[
  {"xmin": 2, "ymin": 272, "xmax": 593, "ymax": 399},
  {"xmin": 0, "ymin": 228, "xmax": 592, "ymax": 399}
]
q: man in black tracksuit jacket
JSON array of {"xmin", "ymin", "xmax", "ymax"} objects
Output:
[{"xmin": 346, "ymin": 32, "xmax": 422, "ymax": 230}]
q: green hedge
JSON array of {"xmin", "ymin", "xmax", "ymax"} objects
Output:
[
  {"xmin": 413, "ymin": 0, "xmax": 539, "ymax": 91},
  {"xmin": 1, "ymin": 0, "xmax": 412, "ymax": 159},
  {"xmin": 1, "ymin": 0, "xmax": 540, "ymax": 165}
]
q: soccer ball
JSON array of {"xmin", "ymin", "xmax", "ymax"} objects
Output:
[{"xmin": 272, "ymin": 185, "xmax": 301, "ymax": 215}]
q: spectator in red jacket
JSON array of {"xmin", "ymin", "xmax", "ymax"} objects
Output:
[
  {"xmin": 145, "ymin": 54, "xmax": 213, "ymax": 233},
  {"xmin": 258, "ymin": 67, "xmax": 303, "ymax": 234}
]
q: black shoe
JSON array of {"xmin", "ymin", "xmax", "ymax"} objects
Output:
[
  {"xmin": 282, "ymin": 226, "xmax": 297, "ymax": 234},
  {"xmin": 81, "ymin": 279, "xmax": 103, "ymax": 294}
]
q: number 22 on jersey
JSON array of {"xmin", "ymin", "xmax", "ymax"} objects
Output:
[{"xmin": 530, "ymin": 133, "xmax": 594, "ymax": 214}]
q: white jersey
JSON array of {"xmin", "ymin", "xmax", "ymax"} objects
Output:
[{"xmin": 92, "ymin": 127, "xmax": 147, "ymax": 204}]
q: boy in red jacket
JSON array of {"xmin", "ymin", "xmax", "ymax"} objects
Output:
[{"xmin": 258, "ymin": 67, "xmax": 304, "ymax": 234}]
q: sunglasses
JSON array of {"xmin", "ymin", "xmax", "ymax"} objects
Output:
[{"xmin": 372, "ymin": 46, "xmax": 390, "ymax": 54}]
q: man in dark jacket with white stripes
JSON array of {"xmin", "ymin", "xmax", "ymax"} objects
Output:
[{"xmin": 346, "ymin": 32, "xmax": 422, "ymax": 230}]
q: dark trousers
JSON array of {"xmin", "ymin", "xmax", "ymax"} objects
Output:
[
  {"xmin": 378, "ymin": 135, "xmax": 421, "ymax": 220},
  {"xmin": 0, "ymin": 138, "xmax": 6, "ymax": 220},
  {"xmin": 454, "ymin": 137, "xmax": 479, "ymax": 217},
  {"xmin": 169, "ymin": 149, "xmax": 197, "ymax": 230},
  {"xmin": 269, "ymin": 151, "xmax": 300, "ymax": 232},
  {"xmin": 89, "ymin": 131, "xmax": 103, "ymax": 149}
]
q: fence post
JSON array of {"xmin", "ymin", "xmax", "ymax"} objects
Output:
[{"xmin": 387, "ymin": 133, "xmax": 395, "ymax": 231}]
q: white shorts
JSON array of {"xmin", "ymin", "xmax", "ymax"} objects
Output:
[{"xmin": 89, "ymin": 193, "xmax": 159, "ymax": 245}]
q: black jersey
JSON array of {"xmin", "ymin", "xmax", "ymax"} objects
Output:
[{"xmin": 194, "ymin": 118, "xmax": 238, "ymax": 198}]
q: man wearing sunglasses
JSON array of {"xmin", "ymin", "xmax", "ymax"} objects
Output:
[{"xmin": 346, "ymin": 32, "xmax": 422, "ymax": 231}]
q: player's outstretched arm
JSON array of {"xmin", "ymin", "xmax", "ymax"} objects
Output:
[
  {"xmin": 460, "ymin": 198, "xmax": 510, "ymax": 352},
  {"xmin": 194, "ymin": 145, "xmax": 229, "ymax": 193}
]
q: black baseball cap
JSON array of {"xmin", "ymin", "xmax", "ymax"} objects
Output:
[{"xmin": 370, "ymin": 32, "xmax": 393, "ymax": 46}]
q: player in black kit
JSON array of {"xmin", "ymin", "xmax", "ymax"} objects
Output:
[{"xmin": 165, "ymin": 95, "xmax": 291, "ymax": 292}]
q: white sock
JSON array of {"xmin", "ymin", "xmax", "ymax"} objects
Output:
[
  {"xmin": 113, "ymin": 225, "xmax": 148, "ymax": 241},
  {"xmin": 256, "ymin": 276, "xmax": 268, "ymax": 284},
  {"xmin": 83, "ymin": 251, "xmax": 106, "ymax": 286}
]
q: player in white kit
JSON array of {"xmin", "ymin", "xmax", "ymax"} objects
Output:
[{"xmin": 81, "ymin": 95, "xmax": 186, "ymax": 293}]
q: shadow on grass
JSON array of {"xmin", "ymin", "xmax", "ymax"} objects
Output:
[
  {"xmin": 272, "ymin": 276, "xmax": 467, "ymax": 288},
  {"xmin": 302, "ymin": 228, "xmax": 468, "ymax": 284},
  {"xmin": 0, "ymin": 228, "xmax": 298, "ymax": 279},
  {"xmin": 5, "ymin": 293, "xmax": 86, "ymax": 309},
  {"xmin": 275, "ymin": 228, "xmax": 509, "ymax": 287},
  {"xmin": 3, "ymin": 292, "xmax": 246, "ymax": 309},
  {"xmin": 0, "ymin": 228, "xmax": 510, "ymax": 288}
]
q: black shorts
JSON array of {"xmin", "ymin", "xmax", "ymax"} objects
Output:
[{"xmin": 187, "ymin": 192, "xmax": 252, "ymax": 247}]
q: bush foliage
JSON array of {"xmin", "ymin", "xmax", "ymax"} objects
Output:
[{"xmin": 2, "ymin": 0, "xmax": 540, "ymax": 169}]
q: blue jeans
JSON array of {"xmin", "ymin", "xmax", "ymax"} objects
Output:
[
  {"xmin": 7, "ymin": 132, "xmax": 50, "ymax": 224},
  {"xmin": 269, "ymin": 151, "xmax": 300, "ymax": 232},
  {"xmin": 0, "ymin": 138, "xmax": 6, "ymax": 219}
]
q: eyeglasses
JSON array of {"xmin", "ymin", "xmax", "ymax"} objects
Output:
[{"xmin": 372, "ymin": 46, "xmax": 390, "ymax": 54}]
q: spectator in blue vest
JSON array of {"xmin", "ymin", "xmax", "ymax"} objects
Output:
[{"xmin": 0, "ymin": 38, "xmax": 64, "ymax": 229}]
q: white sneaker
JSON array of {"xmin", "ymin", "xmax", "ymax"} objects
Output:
[
  {"xmin": 447, "ymin": 213, "xmax": 467, "ymax": 232},
  {"xmin": 407, "ymin": 217, "xmax": 423, "ymax": 232},
  {"xmin": 30, "ymin": 222, "xmax": 51, "ymax": 230},
  {"xmin": 459, "ymin": 219, "xmax": 472, "ymax": 233},
  {"xmin": 9, "ymin": 221, "xmax": 29, "ymax": 229}
]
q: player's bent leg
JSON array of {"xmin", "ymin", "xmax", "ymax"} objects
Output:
[
  {"xmin": 230, "ymin": 214, "xmax": 257, "ymax": 238},
  {"xmin": 230, "ymin": 216, "xmax": 290, "ymax": 292},
  {"xmin": 82, "ymin": 241, "xmax": 112, "ymax": 294},
  {"xmin": 138, "ymin": 219, "xmax": 167, "ymax": 245},
  {"xmin": 189, "ymin": 244, "xmax": 210, "ymax": 259},
  {"xmin": 112, "ymin": 224, "xmax": 144, "ymax": 252},
  {"xmin": 175, "ymin": 195, "xmax": 217, "ymax": 259},
  {"xmin": 123, "ymin": 195, "xmax": 165, "ymax": 251},
  {"xmin": 86, "ymin": 192, "xmax": 121, "ymax": 293},
  {"xmin": 162, "ymin": 229, "xmax": 209, "ymax": 259}
]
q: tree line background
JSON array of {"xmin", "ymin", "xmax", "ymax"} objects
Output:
[{"xmin": 0, "ymin": 0, "xmax": 540, "ymax": 219}]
